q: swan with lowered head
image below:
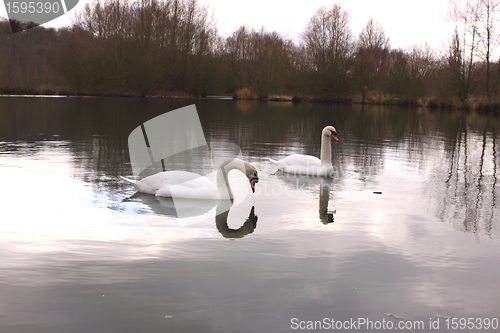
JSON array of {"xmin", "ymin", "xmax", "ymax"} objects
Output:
[
  {"xmin": 269, "ymin": 126, "xmax": 338, "ymax": 177},
  {"xmin": 120, "ymin": 158, "xmax": 259, "ymax": 199}
]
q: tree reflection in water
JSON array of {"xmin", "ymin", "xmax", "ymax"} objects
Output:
[{"xmin": 429, "ymin": 116, "xmax": 498, "ymax": 237}]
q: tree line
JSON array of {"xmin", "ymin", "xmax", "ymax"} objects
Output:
[{"xmin": 2, "ymin": 0, "xmax": 500, "ymax": 110}]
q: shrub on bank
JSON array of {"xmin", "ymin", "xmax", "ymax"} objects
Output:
[{"xmin": 235, "ymin": 88, "xmax": 257, "ymax": 100}]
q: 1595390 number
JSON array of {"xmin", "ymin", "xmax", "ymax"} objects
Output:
[
  {"xmin": 445, "ymin": 317, "xmax": 499, "ymax": 330},
  {"xmin": 5, "ymin": 1, "xmax": 61, "ymax": 14}
]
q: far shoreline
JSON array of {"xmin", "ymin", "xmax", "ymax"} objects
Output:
[{"xmin": 1, "ymin": 92, "xmax": 499, "ymax": 113}]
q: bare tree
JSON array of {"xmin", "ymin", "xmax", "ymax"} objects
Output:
[
  {"xmin": 302, "ymin": 4, "xmax": 354, "ymax": 99},
  {"xmin": 0, "ymin": 18, "xmax": 62, "ymax": 92},
  {"xmin": 354, "ymin": 18, "xmax": 390, "ymax": 102},
  {"xmin": 445, "ymin": 0, "xmax": 481, "ymax": 103},
  {"xmin": 476, "ymin": 0, "xmax": 500, "ymax": 101},
  {"xmin": 223, "ymin": 27, "xmax": 295, "ymax": 98},
  {"xmin": 387, "ymin": 46, "xmax": 434, "ymax": 104},
  {"xmin": 65, "ymin": 0, "xmax": 218, "ymax": 95},
  {"xmin": 246, "ymin": 29, "xmax": 294, "ymax": 98},
  {"xmin": 223, "ymin": 26, "xmax": 250, "ymax": 92}
]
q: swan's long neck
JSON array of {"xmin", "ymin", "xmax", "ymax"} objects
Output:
[
  {"xmin": 320, "ymin": 133, "xmax": 332, "ymax": 165},
  {"xmin": 215, "ymin": 159, "xmax": 246, "ymax": 200},
  {"xmin": 216, "ymin": 167, "xmax": 234, "ymax": 200}
]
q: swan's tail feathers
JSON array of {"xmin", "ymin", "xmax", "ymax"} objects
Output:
[
  {"xmin": 120, "ymin": 176, "xmax": 141, "ymax": 192},
  {"xmin": 267, "ymin": 158, "xmax": 281, "ymax": 175},
  {"xmin": 268, "ymin": 157, "xmax": 279, "ymax": 165},
  {"xmin": 120, "ymin": 176, "xmax": 157, "ymax": 195},
  {"xmin": 120, "ymin": 176, "xmax": 136, "ymax": 184}
]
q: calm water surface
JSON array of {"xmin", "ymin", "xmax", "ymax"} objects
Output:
[{"xmin": 0, "ymin": 97, "xmax": 499, "ymax": 333}]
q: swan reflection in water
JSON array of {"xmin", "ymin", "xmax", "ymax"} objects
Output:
[
  {"xmin": 215, "ymin": 204, "xmax": 258, "ymax": 239},
  {"xmin": 318, "ymin": 179, "xmax": 335, "ymax": 224},
  {"xmin": 271, "ymin": 172, "xmax": 335, "ymax": 225},
  {"xmin": 123, "ymin": 194, "xmax": 258, "ymax": 238}
]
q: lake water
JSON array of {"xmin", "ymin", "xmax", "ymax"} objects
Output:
[{"xmin": 0, "ymin": 97, "xmax": 499, "ymax": 333}]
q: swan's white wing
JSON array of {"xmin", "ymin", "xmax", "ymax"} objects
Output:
[
  {"xmin": 167, "ymin": 174, "xmax": 218, "ymax": 199},
  {"xmin": 276, "ymin": 154, "xmax": 321, "ymax": 168},
  {"xmin": 273, "ymin": 154, "xmax": 333, "ymax": 177},
  {"xmin": 135, "ymin": 171, "xmax": 217, "ymax": 199}
]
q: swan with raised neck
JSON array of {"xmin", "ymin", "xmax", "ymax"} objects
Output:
[
  {"xmin": 320, "ymin": 126, "xmax": 338, "ymax": 165},
  {"xmin": 269, "ymin": 126, "xmax": 338, "ymax": 177}
]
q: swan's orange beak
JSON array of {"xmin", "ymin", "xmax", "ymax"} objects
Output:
[
  {"xmin": 250, "ymin": 177, "xmax": 259, "ymax": 193},
  {"xmin": 331, "ymin": 132, "xmax": 339, "ymax": 141}
]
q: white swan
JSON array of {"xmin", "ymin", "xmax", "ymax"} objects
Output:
[
  {"xmin": 120, "ymin": 158, "xmax": 259, "ymax": 199},
  {"xmin": 269, "ymin": 126, "xmax": 338, "ymax": 177}
]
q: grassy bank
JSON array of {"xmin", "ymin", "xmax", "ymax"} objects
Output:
[{"xmin": 2, "ymin": 85, "xmax": 500, "ymax": 113}]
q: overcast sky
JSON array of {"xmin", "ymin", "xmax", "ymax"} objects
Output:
[
  {"xmin": 2, "ymin": 0, "xmax": 452, "ymax": 50},
  {"xmin": 199, "ymin": 0, "xmax": 452, "ymax": 50}
]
